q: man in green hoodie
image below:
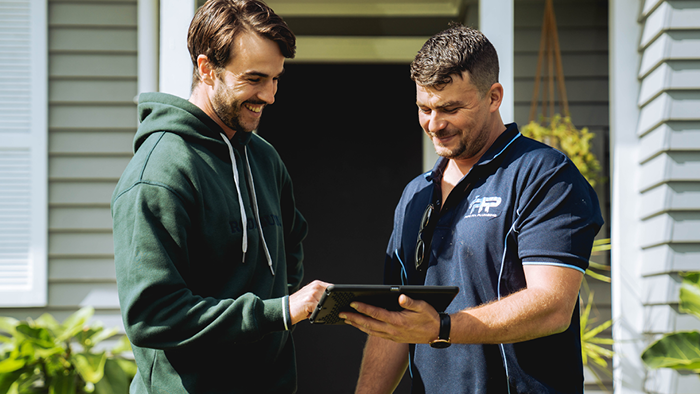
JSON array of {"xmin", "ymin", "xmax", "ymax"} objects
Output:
[{"xmin": 111, "ymin": 1, "xmax": 328, "ymax": 392}]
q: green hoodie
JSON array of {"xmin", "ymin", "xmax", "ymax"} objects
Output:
[{"xmin": 112, "ymin": 93, "xmax": 307, "ymax": 393}]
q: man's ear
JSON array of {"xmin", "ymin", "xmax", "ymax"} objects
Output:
[
  {"xmin": 196, "ymin": 55, "xmax": 216, "ymax": 87},
  {"xmin": 488, "ymin": 83, "xmax": 504, "ymax": 113}
]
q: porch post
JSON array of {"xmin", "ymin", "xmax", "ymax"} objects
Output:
[
  {"xmin": 159, "ymin": 0, "xmax": 196, "ymax": 98},
  {"xmin": 479, "ymin": 0, "xmax": 514, "ymax": 124},
  {"xmin": 138, "ymin": 0, "xmax": 159, "ymax": 95}
]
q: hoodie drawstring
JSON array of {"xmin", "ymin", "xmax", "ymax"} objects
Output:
[
  {"xmin": 220, "ymin": 133, "xmax": 274, "ymax": 276},
  {"xmin": 243, "ymin": 150, "xmax": 275, "ymax": 276}
]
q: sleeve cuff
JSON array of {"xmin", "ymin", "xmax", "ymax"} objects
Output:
[
  {"xmin": 283, "ymin": 295, "xmax": 291, "ymax": 330},
  {"xmin": 260, "ymin": 296, "xmax": 292, "ymax": 332}
]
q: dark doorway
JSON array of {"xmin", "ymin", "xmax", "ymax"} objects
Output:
[{"xmin": 258, "ymin": 63, "xmax": 422, "ymax": 393}]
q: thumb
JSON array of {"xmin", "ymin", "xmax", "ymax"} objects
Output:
[{"xmin": 399, "ymin": 294, "xmax": 418, "ymax": 311}]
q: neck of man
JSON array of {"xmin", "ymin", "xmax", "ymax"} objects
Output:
[
  {"xmin": 189, "ymin": 84, "xmax": 237, "ymax": 139},
  {"xmin": 451, "ymin": 113, "xmax": 506, "ymax": 175}
]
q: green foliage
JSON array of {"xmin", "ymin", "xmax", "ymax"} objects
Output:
[
  {"xmin": 521, "ymin": 115, "xmax": 603, "ymax": 187},
  {"xmin": 680, "ymin": 273, "xmax": 700, "ymax": 320},
  {"xmin": 579, "ymin": 238, "xmax": 613, "ymax": 391},
  {"xmin": 586, "ymin": 238, "xmax": 611, "ymax": 283},
  {"xmin": 0, "ymin": 307, "xmax": 136, "ymax": 394},
  {"xmin": 580, "ymin": 291, "xmax": 614, "ymax": 390},
  {"xmin": 642, "ymin": 273, "xmax": 700, "ymax": 376}
]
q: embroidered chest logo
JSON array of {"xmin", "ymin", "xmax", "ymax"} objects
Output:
[{"xmin": 466, "ymin": 195, "xmax": 502, "ymax": 218}]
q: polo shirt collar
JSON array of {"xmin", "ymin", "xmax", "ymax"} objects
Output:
[{"xmin": 424, "ymin": 122, "xmax": 521, "ymax": 183}]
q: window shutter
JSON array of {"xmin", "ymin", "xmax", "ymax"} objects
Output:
[{"xmin": 0, "ymin": 0, "xmax": 47, "ymax": 306}]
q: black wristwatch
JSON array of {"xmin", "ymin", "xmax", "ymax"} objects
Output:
[{"xmin": 429, "ymin": 312, "xmax": 451, "ymax": 348}]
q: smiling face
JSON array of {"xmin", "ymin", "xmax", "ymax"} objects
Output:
[
  {"xmin": 416, "ymin": 71, "xmax": 500, "ymax": 163},
  {"xmin": 207, "ymin": 31, "xmax": 285, "ymax": 134}
]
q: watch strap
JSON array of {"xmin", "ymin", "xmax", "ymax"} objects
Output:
[{"xmin": 430, "ymin": 312, "xmax": 451, "ymax": 348}]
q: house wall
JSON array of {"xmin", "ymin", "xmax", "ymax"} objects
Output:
[
  {"xmin": 612, "ymin": 0, "xmax": 700, "ymax": 393},
  {"xmin": 0, "ymin": 0, "xmax": 136, "ymax": 332},
  {"xmin": 512, "ymin": 0, "xmax": 612, "ymax": 391},
  {"xmin": 0, "ymin": 0, "xmax": 619, "ymax": 391}
]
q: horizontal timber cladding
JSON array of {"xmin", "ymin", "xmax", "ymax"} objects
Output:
[
  {"xmin": 637, "ymin": 1, "xmax": 700, "ymax": 392},
  {"xmin": 0, "ymin": 0, "xmax": 137, "ymax": 321}
]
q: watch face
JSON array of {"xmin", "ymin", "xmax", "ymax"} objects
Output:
[{"xmin": 429, "ymin": 339, "xmax": 451, "ymax": 349}]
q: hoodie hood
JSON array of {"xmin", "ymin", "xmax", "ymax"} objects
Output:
[
  {"xmin": 135, "ymin": 92, "xmax": 253, "ymax": 154},
  {"xmin": 135, "ymin": 92, "xmax": 273, "ymax": 275}
]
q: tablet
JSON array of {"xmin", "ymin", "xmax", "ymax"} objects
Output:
[{"xmin": 309, "ymin": 284, "xmax": 459, "ymax": 325}]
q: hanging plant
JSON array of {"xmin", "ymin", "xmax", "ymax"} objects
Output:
[
  {"xmin": 523, "ymin": 0, "xmax": 604, "ymax": 187},
  {"xmin": 521, "ymin": 115, "xmax": 603, "ymax": 187}
]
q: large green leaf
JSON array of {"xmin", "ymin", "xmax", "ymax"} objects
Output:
[
  {"xmin": 0, "ymin": 369, "xmax": 23, "ymax": 393},
  {"xmin": 113, "ymin": 358, "xmax": 137, "ymax": 379},
  {"xmin": 641, "ymin": 331, "xmax": 700, "ymax": 370},
  {"xmin": 16, "ymin": 324, "xmax": 55, "ymax": 349},
  {"xmin": 57, "ymin": 307, "xmax": 94, "ymax": 343},
  {"xmin": 78, "ymin": 326, "xmax": 118, "ymax": 351},
  {"xmin": 48, "ymin": 371, "xmax": 78, "ymax": 394},
  {"xmin": 0, "ymin": 317, "xmax": 18, "ymax": 336},
  {"xmin": 0, "ymin": 355, "xmax": 25, "ymax": 373},
  {"xmin": 109, "ymin": 336, "xmax": 132, "ymax": 356},
  {"xmin": 680, "ymin": 273, "xmax": 700, "ymax": 321},
  {"xmin": 35, "ymin": 313, "xmax": 61, "ymax": 337},
  {"xmin": 72, "ymin": 351, "xmax": 107, "ymax": 384},
  {"xmin": 93, "ymin": 358, "xmax": 133, "ymax": 394}
]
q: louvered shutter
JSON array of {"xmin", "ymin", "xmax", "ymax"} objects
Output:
[{"xmin": 0, "ymin": 0, "xmax": 47, "ymax": 306}]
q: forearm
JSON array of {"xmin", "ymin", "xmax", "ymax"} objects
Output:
[
  {"xmin": 450, "ymin": 289, "xmax": 570, "ymax": 345},
  {"xmin": 121, "ymin": 289, "xmax": 289, "ymax": 349},
  {"xmin": 356, "ymin": 336, "xmax": 408, "ymax": 394},
  {"xmin": 451, "ymin": 266, "xmax": 583, "ymax": 344}
]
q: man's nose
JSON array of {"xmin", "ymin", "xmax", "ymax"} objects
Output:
[
  {"xmin": 428, "ymin": 112, "xmax": 446, "ymax": 133},
  {"xmin": 259, "ymin": 80, "xmax": 277, "ymax": 105}
]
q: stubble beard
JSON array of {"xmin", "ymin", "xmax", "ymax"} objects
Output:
[
  {"xmin": 211, "ymin": 83, "xmax": 259, "ymax": 134},
  {"xmin": 431, "ymin": 126, "xmax": 490, "ymax": 161}
]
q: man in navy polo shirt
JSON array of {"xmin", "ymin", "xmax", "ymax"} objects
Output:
[{"xmin": 342, "ymin": 24, "xmax": 603, "ymax": 393}]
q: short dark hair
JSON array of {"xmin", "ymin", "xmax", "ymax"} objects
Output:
[
  {"xmin": 410, "ymin": 23, "xmax": 499, "ymax": 95},
  {"xmin": 187, "ymin": 0, "xmax": 296, "ymax": 89}
]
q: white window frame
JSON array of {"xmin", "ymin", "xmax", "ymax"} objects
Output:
[{"xmin": 0, "ymin": 0, "xmax": 48, "ymax": 307}]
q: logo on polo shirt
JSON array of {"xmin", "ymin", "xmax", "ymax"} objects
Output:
[{"xmin": 466, "ymin": 195, "xmax": 502, "ymax": 218}]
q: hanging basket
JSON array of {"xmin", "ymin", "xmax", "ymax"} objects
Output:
[
  {"xmin": 521, "ymin": 0, "xmax": 602, "ymax": 187},
  {"xmin": 522, "ymin": 115, "xmax": 602, "ymax": 186}
]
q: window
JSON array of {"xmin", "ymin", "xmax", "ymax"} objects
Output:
[{"xmin": 0, "ymin": 0, "xmax": 48, "ymax": 306}]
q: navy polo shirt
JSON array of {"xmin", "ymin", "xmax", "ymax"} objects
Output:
[{"xmin": 384, "ymin": 123, "xmax": 603, "ymax": 394}]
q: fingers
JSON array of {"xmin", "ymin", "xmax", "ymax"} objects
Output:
[
  {"xmin": 289, "ymin": 280, "xmax": 332, "ymax": 325},
  {"xmin": 342, "ymin": 296, "xmax": 442, "ymax": 344}
]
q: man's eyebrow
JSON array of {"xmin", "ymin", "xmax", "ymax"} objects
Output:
[
  {"xmin": 416, "ymin": 100, "xmax": 464, "ymax": 109},
  {"xmin": 243, "ymin": 68, "xmax": 286, "ymax": 78}
]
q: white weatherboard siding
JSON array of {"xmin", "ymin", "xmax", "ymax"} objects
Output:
[
  {"xmin": 0, "ymin": 0, "xmax": 48, "ymax": 307},
  {"xmin": 0, "ymin": 0, "xmax": 137, "ymax": 331},
  {"xmin": 613, "ymin": 0, "xmax": 700, "ymax": 393},
  {"xmin": 45, "ymin": 0, "xmax": 137, "ymax": 323}
]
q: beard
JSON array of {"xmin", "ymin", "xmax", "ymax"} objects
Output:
[
  {"xmin": 430, "ymin": 126, "xmax": 491, "ymax": 160},
  {"xmin": 211, "ymin": 83, "xmax": 261, "ymax": 133}
]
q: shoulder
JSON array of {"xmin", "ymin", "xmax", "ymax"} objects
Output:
[
  {"xmin": 509, "ymin": 135, "xmax": 569, "ymax": 171},
  {"xmin": 113, "ymin": 132, "xmax": 201, "ymax": 204}
]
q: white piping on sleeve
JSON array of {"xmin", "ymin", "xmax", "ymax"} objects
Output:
[
  {"xmin": 220, "ymin": 133, "xmax": 248, "ymax": 262},
  {"xmin": 522, "ymin": 262, "xmax": 587, "ymax": 274},
  {"xmin": 282, "ymin": 296, "xmax": 289, "ymax": 330}
]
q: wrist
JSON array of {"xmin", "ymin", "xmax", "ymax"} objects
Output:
[{"xmin": 429, "ymin": 312, "xmax": 451, "ymax": 348}]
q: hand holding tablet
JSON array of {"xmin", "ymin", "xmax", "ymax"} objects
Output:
[{"xmin": 309, "ymin": 284, "xmax": 459, "ymax": 325}]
